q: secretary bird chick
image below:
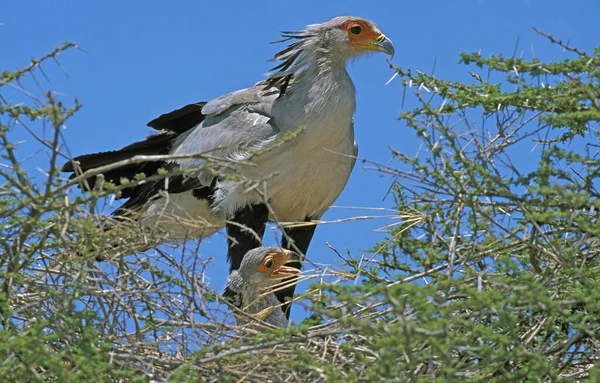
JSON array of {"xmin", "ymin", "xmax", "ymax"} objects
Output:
[{"xmin": 225, "ymin": 247, "xmax": 301, "ymax": 328}]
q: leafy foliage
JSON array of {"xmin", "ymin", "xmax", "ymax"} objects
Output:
[{"xmin": 306, "ymin": 30, "xmax": 600, "ymax": 381}]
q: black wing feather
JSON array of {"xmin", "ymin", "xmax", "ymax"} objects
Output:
[
  {"xmin": 62, "ymin": 101, "xmax": 214, "ymax": 212},
  {"xmin": 222, "ymin": 286, "xmax": 242, "ymax": 308},
  {"xmin": 147, "ymin": 102, "xmax": 207, "ymax": 133},
  {"xmin": 61, "ymin": 132, "xmax": 177, "ymax": 194},
  {"xmin": 113, "ymin": 165, "xmax": 213, "ymax": 216}
]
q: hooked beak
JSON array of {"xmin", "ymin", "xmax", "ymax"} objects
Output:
[
  {"xmin": 374, "ymin": 34, "xmax": 395, "ymax": 58},
  {"xmin": 270, "ymin": 250, "xmax": 301, "ymax": 279}
]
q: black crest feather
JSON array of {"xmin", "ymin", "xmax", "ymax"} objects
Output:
[{"xmin": 264, "ymin": 31, "xmax": 314, "ymax": 95}]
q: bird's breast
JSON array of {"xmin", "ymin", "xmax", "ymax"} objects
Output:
[
  {"xmin": 216, "ymin": 69, "xmax": 359, "ymax": 221},
  {"xmin": 272, "ymin": 70, "xmax": 356, "ymax": 148},
  {"xmin": 260, "ymin": 75, "xmax": 357, "ymax": 221}
]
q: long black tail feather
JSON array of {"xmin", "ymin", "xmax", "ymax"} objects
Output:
[{"xmin": 61, "ymin": 101, "xmax": 216, "ymax": 219}]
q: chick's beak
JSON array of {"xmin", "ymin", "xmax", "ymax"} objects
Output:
[
  {"xmin": 270, "ymin": 250, "xmax": 301, "ymax": 278},
  {"xmin": 374, "ymin": 34, "xmax": 395, "ymax": 58}
]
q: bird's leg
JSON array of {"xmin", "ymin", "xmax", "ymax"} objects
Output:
[
  {"xmin": 278, "ymin": 218, "xmax": 317, "ymax": 319},
  {"xmin": 226, "ymin": 203, "xmax": 269, "ymax": 272}
]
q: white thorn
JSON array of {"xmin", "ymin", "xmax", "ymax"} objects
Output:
[{"xmin": 385, "ymin": 72, "xmax": 398, "ymax": 86}]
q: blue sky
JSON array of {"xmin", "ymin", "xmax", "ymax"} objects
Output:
[{"xmin": 3, "ymin": 1, "xmax": 599, "ymax": 322}]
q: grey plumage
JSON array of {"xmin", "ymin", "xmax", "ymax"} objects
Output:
[
  {"xmin": 62, "ymin": 16, "xmax": 394, "ymax": 313},
  {"xmin": 225, "ymin": 247, "xmax": 300, "ymax": 328},
  {"xmin": 138, "ymin": 16, "xmax": 394, "ymax": 234}
]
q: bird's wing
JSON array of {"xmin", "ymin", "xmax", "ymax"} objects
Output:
[
  {"xmin": 146, "ymin": 102, "xmax": 207, "ymax": 134},
  {"xmin": 116, "ymin": 84, "xmax": 279, "ymax": 214},
  {"xmin": 62, "ymin": 131, "xmax": 183, "ymax": 201},
  {"xmin": 169, "ymin": 84, "xmax": 281, "ymax": 186},
  {"xmin": 118, "ymin": 84, "xmax": 280, "ymax": 214},
  {"xmin": 63, "ymin": 84, "xmax": 280, "ymax": 215},
  {"xmin": 223, "ymin": 270, "xmax": 243, "ymax": 308},
  {"xmin": 62, "ymin": 102, "xmax": 207, "ymax": 195}
]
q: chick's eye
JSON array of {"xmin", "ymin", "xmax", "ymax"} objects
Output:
[
  {"xmin": 264, "ymin": 258, "xmax": 274, "ymax": 269},
  {"xmin": 350, "ymin": 25, "xmax": 363, "ymax": 35}
]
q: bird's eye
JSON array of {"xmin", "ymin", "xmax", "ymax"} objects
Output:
[
  {"xmin": 264, "ymin": 258, "xmax": 274, "ymax": 269},
  {"xmin": 350, "ymin": 25, "xmax": 363, "ymax": 35}
]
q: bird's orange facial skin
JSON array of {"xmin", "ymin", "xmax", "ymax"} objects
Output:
[
  {"xmin": 257, "ymin": 251, "xmax": 300, "ymax": 278},
  {"xmin": 340, "ymin": 20, "xmax": 383, "ymax": 46},
  {"xmin": 257, "ymin": 253, "xmax": 279, "ymax": 274}
]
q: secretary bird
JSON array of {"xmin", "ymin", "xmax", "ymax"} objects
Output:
[{"xmin": 62, "ymin": 16, "xmax": 394, "ymax": 318}]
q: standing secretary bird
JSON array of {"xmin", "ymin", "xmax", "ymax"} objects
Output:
[{"xmin": 62, "ymin": 16, "xmax": 394, "ymax": 318}]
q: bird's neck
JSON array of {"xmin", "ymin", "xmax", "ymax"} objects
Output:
[
  {"xmin": 294, "ymin": 50, "xmax": 351, "ymax": 92},
  {"xmin": 271, "ymin": 50, "xmax": 356, "ymax": 145},
  {"xmin": 242, "ymin": 284, "xmax": 271, "ymax": 311}
]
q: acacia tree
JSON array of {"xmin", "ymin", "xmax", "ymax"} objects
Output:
[
  {"xmin": 298, "ymin": 32, "xmax": 600, "ymax": 381},
  {"xmin": 1, "ymin": 32, "xmax": 599, "ymax": 382}
]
